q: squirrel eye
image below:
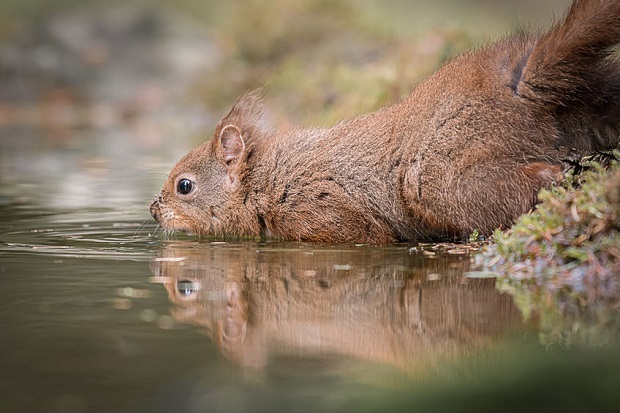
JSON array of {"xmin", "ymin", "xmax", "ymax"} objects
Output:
[{"xmin": 177, "ymin": 178, "xmax": 194, "ymax": 195}]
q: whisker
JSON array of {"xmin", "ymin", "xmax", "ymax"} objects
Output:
[
  {"xmin": 154, "ymin": 223, "xmax": 165, "ymax": 239},
  {"xmin": 163, "ymin": 228, "xmax": 175, "ymax": 241},
  {"xmin": 132, "ymin": 221, "xmax": 145, "ymax": 239},
  {"xmin": 147, "ymin": 171, "xmax": 172, "ymax": 178},
  {"xmin": 133, "ymin": 219, "xmax": 156, "ymax": 240}
]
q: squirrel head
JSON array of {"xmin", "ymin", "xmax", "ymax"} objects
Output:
[{"xmin": 150, "ymin": 91, "xmax": 266, "ymax": 237}]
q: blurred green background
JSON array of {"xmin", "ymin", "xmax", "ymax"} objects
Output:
[{"xmin": 0, "ymin": 0, "xmax": 572, "ymax": 136}]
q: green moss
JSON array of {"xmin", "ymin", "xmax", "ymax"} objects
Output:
[
  {"xmin": 479, "ymin": 153, "xmax": 620, "ymax": 348},
  {"xmin": 487, "ymin": 155, "xmax": 620, "ymax": 290}
]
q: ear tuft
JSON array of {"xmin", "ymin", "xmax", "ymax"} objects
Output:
[
  {"xmin": 220, "ymin": 89, "xmax": 266, "ymax": 131},
  {"xmin": 219, "ymin": 124, "xmax": 245, "ymax": 165}
]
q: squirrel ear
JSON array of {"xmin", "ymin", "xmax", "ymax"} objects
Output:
[{"xmin": 218, "ymin": 124, "xmax": 245, "ymax": 165}]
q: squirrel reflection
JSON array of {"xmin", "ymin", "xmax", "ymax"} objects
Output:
[{"xmin": 151, "ymin": 243, "xmax": 521, "ymax": 372}]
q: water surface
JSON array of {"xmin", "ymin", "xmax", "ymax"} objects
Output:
[{"xmin": 1, "ymin": 127, "xmax": 619, "ymax": 413}]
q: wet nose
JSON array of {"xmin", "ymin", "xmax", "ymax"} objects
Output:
[{"xmin": 150, "ymin": 194, "xmax": 161, "ymax": 221}]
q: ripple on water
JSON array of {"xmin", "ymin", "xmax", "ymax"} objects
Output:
[{"xmin": 0, "ymin": 206, "xmax": 162, "ymax": 261}]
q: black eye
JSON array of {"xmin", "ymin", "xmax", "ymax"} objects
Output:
[
  {"xmin": 177, "ymin": 280, "xmax": 197, "ymax": 296},
  {"xmin": 177, "ymin": 178, "xmax": 194, "ymax": 195}
]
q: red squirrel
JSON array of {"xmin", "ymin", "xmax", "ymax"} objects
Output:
[{"xmin": 151, "ymin": 0, "xmax": 620, "ymax": 243}]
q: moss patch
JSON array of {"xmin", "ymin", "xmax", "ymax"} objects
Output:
[{"xmin": 478, "ymin": 153, "xmax": 620, "ymax": 348}]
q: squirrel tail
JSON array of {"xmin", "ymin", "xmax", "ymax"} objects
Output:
[{"xmin": 517, "ymin": 0, "xmax": 620, "ymax": 152}]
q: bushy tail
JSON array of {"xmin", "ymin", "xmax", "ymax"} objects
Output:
[{"xmin": 518, "ymin": 0, "xmax": 620, "ymax": 152}]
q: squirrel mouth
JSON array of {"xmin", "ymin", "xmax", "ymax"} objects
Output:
[
  {"xmin": 149, "ymin": 195, "xmax": 192, "ymax": 234},
  {"xmin": 150, "ymin": 195, "xmax": 178, "ymax": 230}
]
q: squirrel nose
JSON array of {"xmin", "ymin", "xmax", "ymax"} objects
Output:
[{"xmin": 150, "ymin": 194, "xmax": 162, "ymax": 221}]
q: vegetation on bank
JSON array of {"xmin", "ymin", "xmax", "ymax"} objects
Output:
[{"xmin": 477, "ymin": 154, "xmax": 620, "ymax": 348}]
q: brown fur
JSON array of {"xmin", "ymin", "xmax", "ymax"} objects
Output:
[{"xmin": 151, "ymin": 0, "xmax": 620, "ymax": 243}]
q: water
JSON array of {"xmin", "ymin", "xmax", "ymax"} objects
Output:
[{"xmin": 1, "ymin": 127, "xmax": 619, "ymax": 413}]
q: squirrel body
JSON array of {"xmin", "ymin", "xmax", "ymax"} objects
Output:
[{"xmin": 151, "ymin": 0, "xmax": 620, "ymax": 243}]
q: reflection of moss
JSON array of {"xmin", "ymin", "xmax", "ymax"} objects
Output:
[
  {"xmin": 496, "ymin": 277, "xmax": 620, "ymax": 350},
  {"xmin": 480, "ymin": 154, "xmax": 620, "ymax": 348}
]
